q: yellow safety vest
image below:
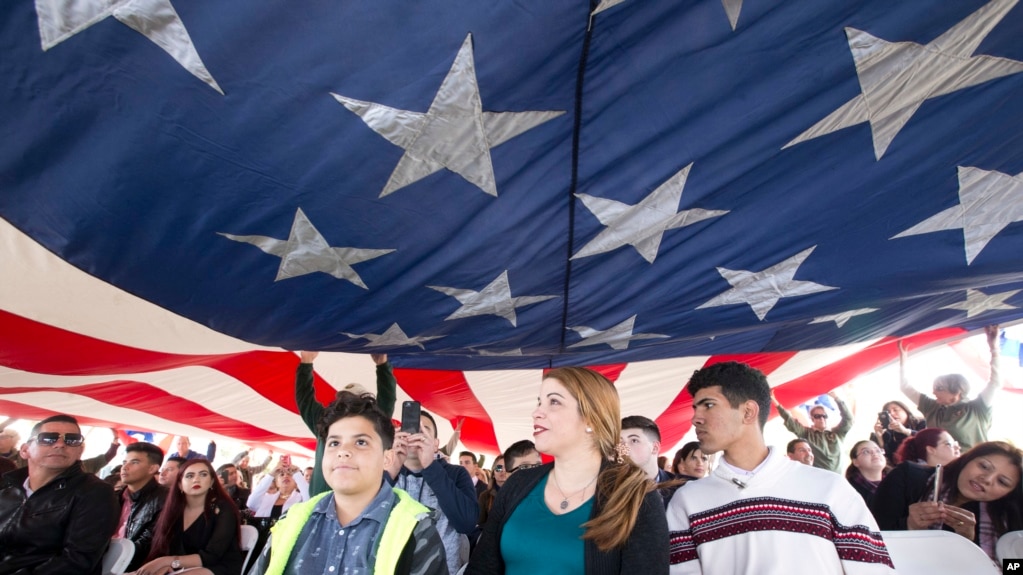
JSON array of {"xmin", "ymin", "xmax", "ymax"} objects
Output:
[{"xmin": 263, "ymin": 487, "xmax": 429, "ymax": 575}]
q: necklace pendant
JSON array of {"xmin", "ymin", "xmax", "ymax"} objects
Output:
[{"xmin": 560, "ymin": 500, "xmax": 569, "ymax": 510}]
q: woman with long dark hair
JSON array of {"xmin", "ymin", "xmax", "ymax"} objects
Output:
[
  {"xmin": 872, "ymin": 399, "xmax": 926, "ymax": 466},
  {"xmin": 879, "ymin": 442, "xmax": 1022, "ymax": 561},
  {"xmin": 468, "ymin": 367, "xmax": 668, "ymax": 574},
  {"xmin": 131, "ymin": 459, "xmax": 242, "ymax": 575},
  {"xmin": 845, "ymin": 440, "xmax": 888, "ymax": 506},
  {"xmin": 477, "ymin": 455, "xmax": 508, "ymax": 528}
]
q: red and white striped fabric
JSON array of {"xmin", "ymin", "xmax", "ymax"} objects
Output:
[{"xmin": 0, "ymin": 217, "xmax": 975, "ymax": 455}]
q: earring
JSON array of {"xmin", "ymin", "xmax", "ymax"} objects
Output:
[{"xmin": 586, "ymin": 427, "xmax": 592, "ymax": 433}]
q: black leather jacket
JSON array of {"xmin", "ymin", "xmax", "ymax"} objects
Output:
[
  {"xmin": 116, "ymin": 478, "xmax": 169, "ymax": 571},
  {"xmin": 0, "ymin": 462, "xmax": 119, "ymax": 575}
]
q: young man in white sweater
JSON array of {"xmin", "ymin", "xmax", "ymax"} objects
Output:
[{"xmin": 667, "ymin": 362, "xmax": 895, "ymax": 574}]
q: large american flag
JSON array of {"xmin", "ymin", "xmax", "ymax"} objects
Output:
[{"xmin": 2, "ymin": 0, "xmax": 1022, "ymax": 454}]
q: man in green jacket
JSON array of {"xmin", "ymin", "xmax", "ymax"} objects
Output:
[
  {"xmin": 247, "ymin": 392, "xmax": 446, "ymax": 575},
  {"xmin": 773, "ymin": 390, "xmax": 854, "ymax": 472},
  {"xmin": 295, "ymin": 351, "xmax": 397, "ymax": 495}
]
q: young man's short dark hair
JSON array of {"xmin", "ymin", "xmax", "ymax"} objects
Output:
[
  {"xmin": 458, "ymin": 451, "xmax": 476, "ymax": 463},
  {"xmin": 687, "ymin": 361, "xmax": 772, "ymax": 428},
  {"xmin": 125, "ymin": 442, "xmax": 165, "ymax": 467},
  {"xmin": 503, "ymin": 440, "xmax": 538, "ymax": 470},
  {"xmin": 787, "ymin": 438, "xmax": 811, "ymax": 454},
  {"xmin": 621, "ymin": 415, "xmax": 662, "ymax": 443},
  {"xmin": 317, "ymin": 391, "xmax": 395, "ymax": 449},
  {"xmin": 216, "ymin": 463, "xmax": 237, "ymax": 474},
  {"xmin": 165, "ymin": 455, "xmax": 187, "ymax": 466}
]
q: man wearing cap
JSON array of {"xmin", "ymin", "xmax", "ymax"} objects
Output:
[
  {"xmin": 295, "ymin": 351, "xmax": 397, "ymax": 495},
  {"xmin": 0, "ymin": 414, "xmax": 119, "ymax": 574}
]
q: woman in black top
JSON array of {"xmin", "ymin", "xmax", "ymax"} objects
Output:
[{"xmin": 133, "ymin": 459, "xmax": 242, "ymax": 575}]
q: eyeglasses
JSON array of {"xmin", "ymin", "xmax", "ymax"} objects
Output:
[
  {"xmin": 493, "ymin": 465, "xmax": 505, "ymax": 473},
  {"xmin": 857, "ymin": 448, "xmax": 884, "ymax": 457},
  {"xmin": 508, "ymin": 462, "xmax": 541, "ymax": 473},
  {"xmin": 932, "ymin": 386, "xmax": 949, "ymax": 393},
  {"xmin": 31, "ymin": 432, "xmax": 85, "ymax": 447},
  {"xmin": 939, "ymin": 440, "xmax": 959, "ymax": 449},
  {"xmin": 811, "ymin": 413, "xmax": 828, "ymax": 420}
]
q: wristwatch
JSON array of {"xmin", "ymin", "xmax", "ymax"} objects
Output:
[{"xmin": 171, "ymin": 558, "xmax": 181, "ymax": 570}]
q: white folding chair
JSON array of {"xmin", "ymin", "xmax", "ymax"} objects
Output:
[
  {"xmin": 240, "ymin": 524, "xmax": 260, "ymax": 574},
  {"xmin": 997, "ymin": 530, "xmax": 1023, "ymax": 562},
  {"xmin": 881, "ymin": 530, "xmax": 999, "ymax": 575},
  {"xmin": 101, "ymin": 538, "xmax": 135, "ymax": 575}
]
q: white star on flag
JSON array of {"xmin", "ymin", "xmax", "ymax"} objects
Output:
[
  {"xmin": 940, "ymin": 288, "xmax": 1020, "ymax": 318},
  {"xmin": 573, "ymin": 163, "xmax": 728, "ymax": 264},
  {"xmin": 34, "ymin": 0, "xmax": 223, "ymax": 94},
  {"xmin": 567, "ymin": 315, "xmax": 668, "ymax": 350},
  {"xmin": 784, "ymin": 0, "xmax": 1023, "ymax": 159},
  {"xmin": 428, "ymin": 270, "xmax": 557, "ymax": 327},
  {"xmin": 219, "ymin": 208, "xmax": 395, "ymax": 288},
  {"xmin": 721, "ymin": 0, "xmax": 743, "ymax": 30},
  {"xmin": 475, "ymin": 348, "xmax": 524, "ymax": 356},
  {"xmin": 332, "ymin": 34, "xmax": 564, "ymax": 198},
  {"xmin": 892, "ymin": 166, "xmax": 1023, "ymax": 264},
  {"xmin": 809, "ymin": 308, "xmax": 880, "ymax": 328},
  {"xmin": 697, "ymin": 246, "xmax": 838, "ymax": 321},
  {"xmin": 342, "ymin": 323, "xmax": 444, "ymax": 350}
]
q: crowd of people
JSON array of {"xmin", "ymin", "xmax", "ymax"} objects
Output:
[{"xmin": 0, "ymin": 324, "xmax": 1019, "ymax": 574}]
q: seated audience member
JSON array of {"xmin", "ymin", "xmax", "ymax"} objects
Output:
[
  {"xmin": 133, "ymin": 459, "xmax": 242, "ymax": 575},
  {"xmin": 658, "ymin": 455, "xmax": 669, "ymax": 471},
  {"xmin": 772, "ymin": 390, "xmax": 855, "ymax": 472},
  {"xmin": 621, "ymin": 415, "xmax": 677, "ymax": 506},
  {"xmin": 117, "ymin": 442, "xmax": 169, "ymax": 572},
  {"xmin": 872, "ymin": 400, "xmax": 926, "ymax": 466},
  {"xmin": 158, "ymin": 455, "xmax": 187, "ymax": 486},
  {"xmin": 246, "ymin": 458, "xmax": 309, "ymax": 560},
  {"xmin": 786, "ymin": 438, "xmax": 815, "ymax": 466},
  {"xmin": 469, "ymin": 367, "xmax": 669, "ymax": 575},
  {"xmin": 503, "ymin": 440, "xmax": 542, "ymax": 475},
  {"xmin": 667, "ymin": 362, "xmax": 893, "ymax": 574},
  {"xmin": 105, "ymin": 464, "xmax": 124, "ymax": 487},
  {"xmin": 478, "ymin": 455, "xmax": 508, "ymax": 529},
  {"xmin": 303, "ymin": 466, "xmax": 314, "ymax": 485},
  {"xmin": 232, "ymin": 450, "xmax": 272, "ymax": 490},
  {"xmin": 388, "ymin": 408, "xmax": 479, "ymax": 575},
  {"xmin": 248, "ymin": 459, "xmax": 309, "ymax": 521},
  {"xmin": 870, "ymin": 428, "xmax": 961, "ymax": 529},
  {"xmin": 216, "ymin": 463, "xmax": 251, "ymax": 515},
  {"xmin": 169, "ymin": 436, "xmax": 216, "ymax": 462},
  {"xmin": 296, "ymin": 351, "xmax": 397, "ymax": 496},
  {"xmin": 874, "ymin": 441, "xmax": 1021, "ymax": 561},
  {"xmin": 0, "ymin": 414, "xmax": 119, "ymax": 574},
  {"xmin": 460, "ymin": 451, "xmax": 488, "ymax": 499},
  {"xmin": 247, "ymin": 391, "xmax": 447, "ymax": 575},
  {"xmin": 671, "ymin": 442, "xmax": 711, "ymax": 480},
  {"xmin": 845, "ymin": 440, "xmax": 887, "ymax": 507},
  {"xmin": 0, "ymin": 427, "xmax": 25, "ymax": 468},
  {"xmin": 899, "ymin": 326, "xmax": 1001, "ymax": 450}
]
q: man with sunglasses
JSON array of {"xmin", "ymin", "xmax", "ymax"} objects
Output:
[
  {"xmin": 772, "ymin": 390, "xmax": 855, "ymax": 472},
  {"xmin": 0, "ymin": 414, "xmax": 119, "ymax": 575}
]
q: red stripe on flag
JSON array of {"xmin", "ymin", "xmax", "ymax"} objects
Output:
[{"xmin": 393, "ymin": 368, "xmax": 499, "ymax": 454}]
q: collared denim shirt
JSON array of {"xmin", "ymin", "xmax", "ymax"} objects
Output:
[{"xmin": 284, "ymin": 482, "xmax": 395, "ymax": 575}]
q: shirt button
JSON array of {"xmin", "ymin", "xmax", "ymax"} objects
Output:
[
  {"xmin": 328, "ymin": 567, "xmax": 335, "ymax": 572},
  {"xmin": 338, "ymin": 529, "xmax": 345, "ymax": 536}
]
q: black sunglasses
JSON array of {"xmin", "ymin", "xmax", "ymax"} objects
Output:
[
  {"xmin": 493, "ymin": 465, "xmax": 505, "ymax": 472},
  {"xmin": 32, "ymin": 432, "xmax": 85, "ymax": 447},
  {"xmin": 509, "ymin": 462, "xmax": 541, "ymax": 473}
]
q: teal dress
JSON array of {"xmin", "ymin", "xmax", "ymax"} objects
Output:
[{"xmin": 499, "ymin": 475, "xmax": 594, "ymax": 575}]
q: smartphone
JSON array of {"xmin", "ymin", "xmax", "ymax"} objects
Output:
[
  {"xmin": 878, "ymin": 411, "xmax": 891, "ymax": 428},
  {"xmin": 932, "ymin": 464, "xmax": 943, "ymax": 502},
  {"xmin": 401, "ymin": 401, "xmax": 422, "ymax": 433}
]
